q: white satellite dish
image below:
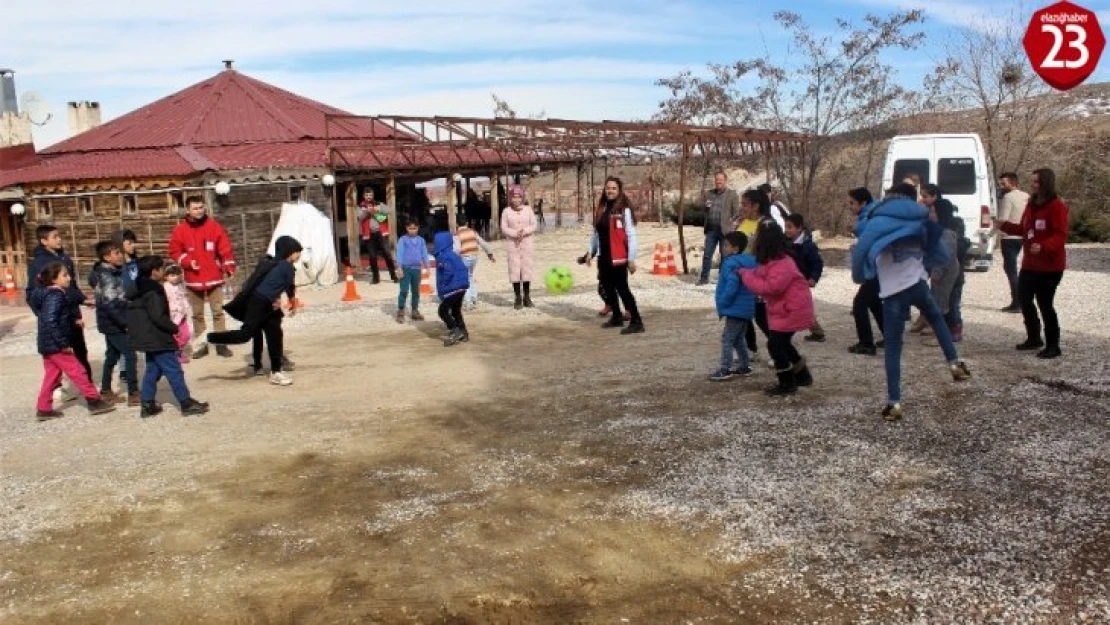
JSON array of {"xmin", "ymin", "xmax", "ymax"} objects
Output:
[{"xmin": 20, "ymin": 91, "xmax": 52, "ymax": 126}]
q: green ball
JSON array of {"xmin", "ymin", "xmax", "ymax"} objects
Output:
[{"xmin": 544, "ymin": 266, "xmax": 575, "ymax": 294}]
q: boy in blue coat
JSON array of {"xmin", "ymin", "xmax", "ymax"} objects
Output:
[
  {"xmin": 711, "ymin": 232, "xmax": 758, "ymax": 380},
  {"xmin": 432, "ymin": 231, "xmax": 471, "ymax": 347}
]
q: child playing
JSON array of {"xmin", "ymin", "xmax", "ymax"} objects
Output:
[
  {"xmin": 395, "ymin": 219, "xmax": 430, "ymax": 323},
  {"xmin": 710, "ymin": 231, "xmax": 758, "ymax": 381},
  {"xmin": 162, "ymin": 263, "xmax": 192, "ymax": 363},
  {"xmin": 454, "ymin": 221, "xmax": 495, "ymax": 310},
  {"xmin": 433, "ymin": 231, "xmax": 471, "ymax": 346},
  {"xmin": 208, "ymin": 236, "xmax": 302, "ymax": 386},
  {"xmin": 128, "ymin": 255, "xmax": 209, "ymax": 417},
  {"xmin": 31, "ymin": 262, "xmax": 116, "ymax": 421},
  {"xmin": 784, "ymin": 213, "xmax": 826, "ymax": 342},
  {"xmin": 739, "ymin": 222, "xmax": 816, "ymax": 396},
  {"xmin": 89, "ymin": 240, "xmax": 139, "ymax": 405}
]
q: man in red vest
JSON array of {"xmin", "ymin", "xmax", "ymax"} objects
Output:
[
  {"xmin": 358, "ymin": 188, "xmax": 397, "ymax": 284},
  {"xmin": 168, "ymin": 195, "xmax": 236, "ymax": 359}
]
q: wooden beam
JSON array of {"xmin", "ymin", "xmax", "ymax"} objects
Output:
[
  {"xmin": 553, "ymin": 166, "xmax": 562, "ymax": 228},
  {"xmin": 489, "ymin": 172, "xmax": 500, "ymax": 239},
  {"xmin": 677, "ymin": 141, "xmax": 690, "ymax": 275},
  {"xmin": 345, "ymin": 182, "xmax": 360, "ymax": 268},
  {"xmin": 386, "ymin": 174, "xmax": 398, "ymax": 250},
  {"xmin": 446, "ymin": 176, "xmax": 458, "ymax": 232}
]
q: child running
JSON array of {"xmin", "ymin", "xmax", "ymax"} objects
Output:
[
  {"xmin": 739, "ymin": 222, "xmax": 815, "ymax": 396},
  {"xmin": 32, "ymin": 262, "xmax": 116, "ymax": 421},
  {"xmin": 433, "ymin": 231, "xmax": 471, "ymax": 346},
  {"xmin": 784, "ymin": 213, "xmax": 826, "ymax": 342},
  {"xmin": 710, "ymin": 231, "xmax": 757, "ymax": 381},
  {"xmin": 454, "ymin": 221, "xmax": 495, "ymax": 310},
  {"xmin": 89, "ymin": 240, "xmax": 139, "ymax": 404},
  {"xmin": 128, "ymin": 255, "xmax": 209, "ymax": 417},
  {"xmin": 162, "ymin": 263, "xmax": 192, "ymax": 363},
  {"xmin": 395, "ymin": 219, "xmax": 429, "ymax": 323}
]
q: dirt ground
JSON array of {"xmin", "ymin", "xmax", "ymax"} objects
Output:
[{"xmin": 1, "ymin": 226, "xmax": 1107, "ymax": 624}]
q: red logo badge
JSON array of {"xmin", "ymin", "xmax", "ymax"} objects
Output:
[{"xmin": 1023, "ymin": 1, "xmax": 1105, "ymax": 91}]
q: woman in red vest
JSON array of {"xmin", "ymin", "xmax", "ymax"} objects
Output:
[{"xmin": 586, "ymin": 177, "xmax": 644, "ymax": 334}]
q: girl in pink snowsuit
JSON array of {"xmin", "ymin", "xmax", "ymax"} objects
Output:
[{"xmin": 163, "ymin": 264, "xmax": 192, "ymax": 363}]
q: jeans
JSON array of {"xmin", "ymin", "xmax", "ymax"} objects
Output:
[
  {"xmin": 438, "ymin": 291, "xmax": 466, "ymax": 330},
  {"xmin": 102, "ymin": 332, "xmax": 138, "ymax": 394},
  {"xmin": 720, "ymin": 317, "xmax": 751, "ymax": 370},
  {"xmin": 882, "ymin": 280, "xmax": 959, "ymax": 404},
  {"xmin": 398, "ymin": 266, "xmax": 422, "ymax": 311},
  {"xmin": 1018, "ymin": 270, "xmax": 1063, "ymax": 348},
  {"xmin": 37, "ymin": 352, "xmax": 100, "ymax": 411},
  {"xmin": 141, "ymin": 350, "xmax": 191, "ymax": 404},
  {"xmin": 945, "ymin": 273, "xmax": 965, "ymax": 327},
  {"xmin": 207, "ymin": 297, "xmax": 284, "ymax": 372},
  {"xmin": 599, "ymin": 259, "xmax": 641, "ymax": 323},
  {"xmin": 1001, "ymin": 239, "xmax": 1022, "ymax": 306},
  {"xmin": 187, "ymin": 286, "xmax": 226, "ymax": 339},
  {"xmin": 767, "ymin": 331, "xmax": 801, "ymax": 371},
  {"xmin": 699, "ymin": 229, "xmax": 726, "ymax": 282},
  {"xmin": 462, "ymin": 255, "xmax": 479, "ymax": 306},
  {"xmin": 852, "ymin": 279, "xmax": 884, "ymax": 346}
]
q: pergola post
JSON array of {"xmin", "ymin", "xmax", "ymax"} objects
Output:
[
  {"xmin": 489, "ymin": 172, "xmax": 500, "ymax": 238},
  {"xmin": 386, "ymin": 174, "xmax": 398, "ymax": 250},
  {"xmin": 446, "ymin": 176, "xmax": 458, "ymax": 233},
  {"xmin": 345, "ymin": 181, "xmax": 360, "ymax": 268},
  {"xmin": 677, "ymin": 141, "xmax": 690, "ymax": 275},
  {"xmin": 553, "ymin": 166, "xmax": 562, "ymax": 228},
  {"xmin": 575, "ymin": 162, "xmax": 583, "ymax": 223}
]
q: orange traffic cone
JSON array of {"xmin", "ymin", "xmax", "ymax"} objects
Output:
[
  {"xmin": 651, "ymin": 243, "xmax": 667, "ymax": 275},
  {"xmin": 663, "ymin": 244, "xmax": 678, "ymax": 276},
  {"xmin": 2, "ymin": 267, "xmax": 15, "ymax": 294},
  {"xmin": 420, "ymin": 259, "xmax": 436, "ymax": 296},
  {"xmin": 341, "ymin": 266, "xmax": 361, "ymax": 302}
]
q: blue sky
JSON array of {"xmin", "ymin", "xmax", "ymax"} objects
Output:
[{"xmin": 5, "ymin": 0, "xmax": 1108, "ymax": 148}]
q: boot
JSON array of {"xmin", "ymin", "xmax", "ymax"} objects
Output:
[
  {"xmin": 127, "ymin": 392, "xmax": 141, "ymax": 407},
  {"xmin": 87, "ymin": 398, "xmax": 117, "ymax": 415},
  {"xmin": 180, "ymin": 398, "xmax": 210, "ymax": 416},
  {"xmin": 139, "ymin": 401, "xmax": 163, "ymax": 419},
  {"xmin": 216, "ymin": 345, "xmax": 233, "ymax": 358},
  {"xmin": 513, "ymin": 283, "xmax": 523, "ymax": 310},
  {"xmin": 620, "ymin": 320, "xmax": 645, "ymax": 335},
  {"xmin": 522, "ymin": 282, "xmax": 534, "ymax": 307},
  {"xmin": 191, "ymin": 344, "xmax": 209, "ymax": 359},
  {"xmin": 764, "ymin": 370, "xmax": 797, "ymax": 397},
  {"xmin": 792, "ymin": 358, "xmax": 813, "ymax": 387}
]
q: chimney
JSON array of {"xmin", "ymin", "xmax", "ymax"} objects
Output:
[
  {"xmin": 223, "ymin": 59, "xmax": 235, "ymax": 70},
  {"xmin": 67, "ymin": 101, "xmax": 103, "ymax": 137},
  {"xmin": 0, "ymin": 69, "xmax": 17, "ymax": 115}
]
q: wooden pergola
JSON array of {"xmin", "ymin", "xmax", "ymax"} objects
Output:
[{"xmin": 325, "ymin": 115, "xmax": 811, "ymax": 273}]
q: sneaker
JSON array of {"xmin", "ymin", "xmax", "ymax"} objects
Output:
[
  {"xmin": 767, "ymin": 358, "xmax": 776, "ymax": 369},
  {"xmin": 456, "ymin": 328, "xmax": 470, "ymax": 343},
  {"xmin": 601, "ymin": 319, "xmax": 624, "ymax": 329},
  {"xmin": 191, "ymin": 344, "xmax": 210, "ymax": 359},
  {"xmin": 36, "ymin": 410, "xmax": 64, "ymax": 422},
  {"xmin": 87, "ymin": 399, "xmax": 116, "ymax": 415},
  {"xmin": 882, "ymin": 403, "xmax": 904, "ymax": 421},
  {"xmin": 1036, "ymin": 346, "xmax": 1062, "ymax": 359},
  {"xmin": 180, "ymin": 398, "xmax": 210, "ymax": 416},
  {"xmin": 804, "ymin": 333, "xmax": 826, "ymax": 343},
  {"xmin": 250, "ymin": 365, "xmax": 265, "ymax": 377},
  {"xmin": 99, "ymin": 390, "xmax": 122, "ymax": 404},
  {"xmin": 620, "ymin": 322, "xmax": 645, "ymax": 335},
  {"xmin": 1000, "ymin": 304, "xmax": 1021, "ymax": 313},
  {"xmin": 730, "ymin": 366, "xmax": 754, "ymax": 377},
  {"xmin": 216, "ymin": 345, "xmax": 233, "ymax": 358},
  {"xmin": 127, "ymin": 392, "xmax": 141, "ymax": 407},
  {"xmin": 695, "ymin": 279, "xmax": 709, "ymax": 286},
  {"xmin": 848, "ymin": 342, "xmax": 878, "ymax": 356},
  {"xmin": 396, "ymin": 310, "xmax": 406, "ymax": 324},
  {"xmin": 708, "ymin": 368, "xmax": 736, "ymax": 382},
  {"xmin": 411, "ymin": 311, "xmax": 425, "ymax": 322},
  {"xmin": 269, "ymin": 371, "xmax": 293, "ymax": 386},
  {"xmin": 949, "ymin": 361, "xmax": 972, "ymax": 381},
  {"xmin": 139, "ymin": 401, "xmax": 163, "ymax": 419},
  {"xmin": 443, "ymin": 332, "xmax": 460, "ymax": 347},
  {"xmin": 53, "ymin": 387, "xmax": 78, "ymax": 403},
  {"xmin": 1016, "ymin": 339, "xmax": 1044, "ymax": 351}
]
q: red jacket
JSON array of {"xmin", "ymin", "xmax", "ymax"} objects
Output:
[
  {"xmin": 168, "ymin": 215, "xmax": 237, "ymax": 291},
  {"xmin": 739, "ymin": 256, "xmax": 815, "ymax": 333},
  {"xmin": 997, "ymin": 196, "xmax": 1068, "ymax": 273}
]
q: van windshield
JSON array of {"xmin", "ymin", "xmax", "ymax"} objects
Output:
[
  {"xmin": 939, "ymin": 158, "xmax": 976, "ymax": 195},
  {"xmin": 893, "ymin": 159, "xmax": 929, "ymax": 186}
]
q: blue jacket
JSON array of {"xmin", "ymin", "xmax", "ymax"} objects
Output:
[
  {"xmin": 396, "ymin": 234, "xmax": 430, "ymax": 268},
  {"xmin": 88, "ymin": 261, "xmax": 129, "ymax": 335},
  {"xmin": 32, "ymin": 286, "xmax": 75, "ymax": 355},
  {"xmin": 790, "ymin": 230, "xmax": 824, "ymax": 284},
  {"xmin": 433, "ymin": 232, "xmax": 470, "ymax": 297},
  {"xmin": 851, "ymin": 196, "xmax": 931, "ymax": 284},
  {"xmin": 26, "ymin": 245, "xmax": 85, "ymax": 314},
  {"xmin": 715, "ymin": 252, "xmax": 758, "ymax": 320}
]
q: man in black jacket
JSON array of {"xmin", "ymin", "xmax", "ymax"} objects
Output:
[
  {"xmin": 128, "ymin": 255, "xmax": 209, "ymax": 418},
  {"xmin": 27, "ymin": 225, "xmax": 92, "ymax": 397}
]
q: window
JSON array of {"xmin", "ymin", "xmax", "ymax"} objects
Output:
[
  {"xmin": 289, "ymin": 184, "xmax": 306, "ymax": 202},
  {"xmin": 36, "ymin": 200, "xmax": 52, "ymax": 220},
  {"xmin": 937, "ymin": 158, "xmax": 977, "ymax": 195},
  {"xmin": 121, "ymin": 195, "xmax": 138, "ymax": 217},
  {"xmin": 78, "ymin": 197, "xmax": 94, "ymax": 218},
  {"xmin": 893, "ymin": 159, "xmax": 930, "ymax": 187},
  {"xmin": 167, "ymin": 191, "xmax": 186, "ymax": 216}
]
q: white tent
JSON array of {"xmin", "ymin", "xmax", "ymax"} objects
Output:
[{"xmin": 266, "ymin": 201, "xmax": 339, "ymax": 287}]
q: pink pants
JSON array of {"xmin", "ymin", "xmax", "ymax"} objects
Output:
[
  {"xmin": 37, "ymin": 352, "xmax": 100, "ymax": 412},
  {"xmin": 176, "ymin": 319, "xmax": 191, "ymax": 363}
]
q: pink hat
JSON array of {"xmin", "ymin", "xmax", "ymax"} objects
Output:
[{"xmin": 510, "ymin": 185, "xmax": 525, "ymax": 198}]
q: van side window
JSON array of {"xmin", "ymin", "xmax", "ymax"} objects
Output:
[
  {"xmin": 893, "ymin": 160, "xmax": 930, "ymax": 186},
  {"xmin": 938, "ymin": 158, "xmax": 977, "ymax": 195}
]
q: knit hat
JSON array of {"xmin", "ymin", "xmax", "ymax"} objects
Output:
[
  {"xmin": 509, "ymin": 185, "xmax": 525, "ymax": 198},
  {"xmin": 275, "ymin": 235, "xmax": 303, "ymax": 260}
]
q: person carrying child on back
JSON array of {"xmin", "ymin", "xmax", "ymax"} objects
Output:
[
  {"xmin": 208, "ymin": 236, "xmax": 302, "ymax": 386},
  {"xmin": 31, "ymin": 262, "xmax": 117, "ymax": 421},
  {"xmin": 784, "ymin": 213, "xmax": 826, "ymax": 343},
  {"xmin": 710, "ymin": 231, "xmax": 758, "ymax": 381},
  {"xmin": 433, "ymin": 231, "xmax": 471, "ymax": 346},
  {"xmin": 454, "ymin": 221, "xmax": 495, "ymax": 310},
  {"xmin": 395, "ymin": 219, "xmax": 430, "ymax": 323},
  {"xmin": 162, "ymin": 263, "xmax": 192, "ymax": 363},
  {"xmin": 128, "ymin": 255, "xmax": 210, "ymax": 418},
  {"xmin": 89, "ymin": 240, "xmax": 139, "ymax": 405},
  {"xmin": 738, "ymin": 222, "xmax": 815, "ymax": 396}
]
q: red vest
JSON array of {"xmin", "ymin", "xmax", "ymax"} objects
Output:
[
  {"xmin": 359, "ymin": 201, "xmax": 390, "ymax": 239},
  {"xmin": 607, "ymin": 212, "xmax": 630, "ymax": 266}
]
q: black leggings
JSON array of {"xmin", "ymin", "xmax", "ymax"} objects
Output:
[
  {"xmin": 599, "ymin": 260, "xmax": 641, "ymax": 323},
  {"xmin": 1018, "ymin": 270, "xmax": 1063, "ymax": 348},
  {"xmin": 438, "ymin": 292, "xmax": 466, "ymax": 330},
  {"xmin": 70, "ymin": 325, "xmax": 92, "ymax": 380},
  {"xmin": 767, "ymin": 331, "xmax": 801, "ymax": 371},
  {"xmin": 745, "ymin": 301, "xmax": 770, "ymax": 352},
  {"xmin": 208, "ymin": 297, "xmax": 284, "ymax": 372},
  {"xmin": 852, "ymin": 279, "xmax": 884, "ymax": 346}
]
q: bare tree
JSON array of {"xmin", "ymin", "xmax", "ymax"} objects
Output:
[{"xmin": 656, "ymin": 10, "xmax": 925, "ymax": 212}]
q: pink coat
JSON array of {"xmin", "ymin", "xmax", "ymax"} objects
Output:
[
  {"xmin": 739, "ymin": 256, "xmax": 815, "ymax": 332},
  {"xmin": 164, "ymin": 281, "xmax": 191, "ymax": 326},
  {"xmin": 501, "ymin": 206, "xmax": 537, "ymax": 282}
]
